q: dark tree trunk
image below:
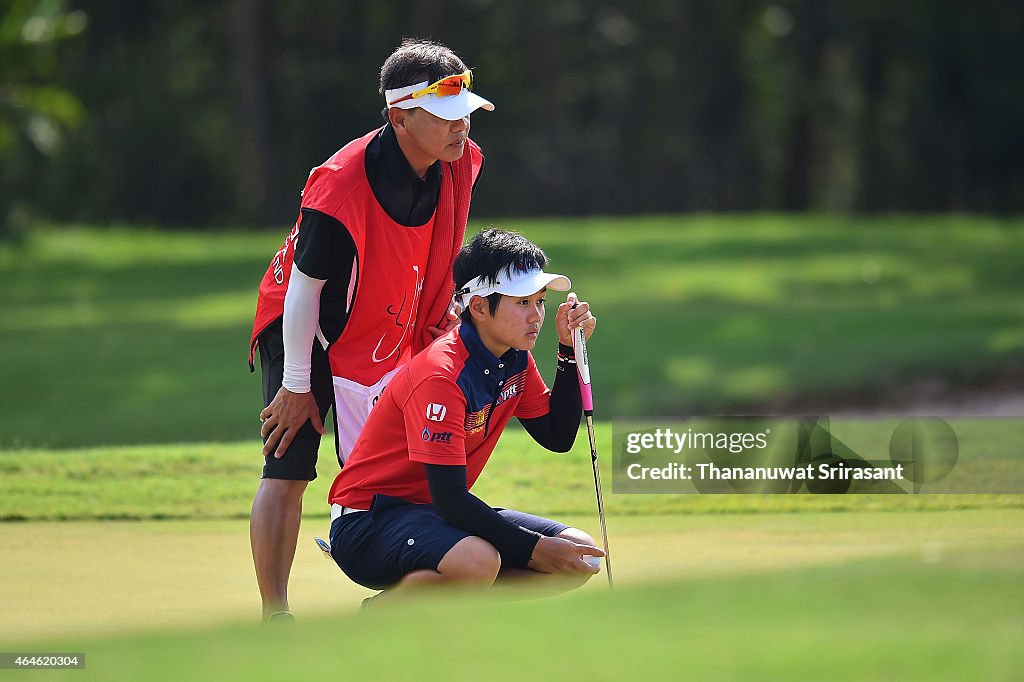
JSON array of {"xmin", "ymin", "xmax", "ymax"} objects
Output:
[{"xmin": 231, "ymin": 0, "xmax": 276, "ymax": 225}]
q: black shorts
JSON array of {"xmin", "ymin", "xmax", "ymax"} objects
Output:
[
  {"xmin": 258, "ymin": 317, "xmax": 336, "ymax": 481},
  {"xmin": 328, "ymin": 494, "xmax": 570, "ymax": 590}
]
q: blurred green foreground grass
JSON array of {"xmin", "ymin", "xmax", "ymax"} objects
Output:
[
  {"xmin": 1, "ymin": 215, "xmax": 1023, "ymax": 449},
  {"xmin": 20, "ymin": 546, "xmax": 1024, "ymax": 682}
]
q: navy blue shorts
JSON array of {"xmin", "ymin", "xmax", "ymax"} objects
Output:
[{"xmin": 329, "ymin": 495, "xmax": 570, "ymax": 590}]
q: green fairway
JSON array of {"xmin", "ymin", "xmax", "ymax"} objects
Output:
[
  {"xmin": 2, "ymin": 215, "xmax": 1023, "ymax": 448},
  {"xmin": 2, "ymin": 429, "xmax": 1021, "ymax": 522},
  {"xmin": 3, "ymin": 511, "xmax": 1021, "ymax": 681}
]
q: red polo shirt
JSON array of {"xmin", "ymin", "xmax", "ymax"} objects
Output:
[{"xmin": 328, "ymin": 322, "xmax": 551, "ymax": 509}]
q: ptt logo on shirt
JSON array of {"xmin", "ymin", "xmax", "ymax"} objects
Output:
[
  {"xmin": 420, "ymin": 427, "xmax": 453, "ymax": 444},
  {"xmin": 425, "ymin": 403, "xmax": 447, "ymax": 422},
  {"xmin": 496, "ymin": 384, "xmax": 519, "ymax": 404},
  {"xmin": 495, "ymin": 371, "xmax": 528, "ymax": 407}
]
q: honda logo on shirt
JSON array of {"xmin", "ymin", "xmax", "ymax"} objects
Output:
[{"xmin": 426, "ymin": 403, "xmax": 447, "ymax": 422}]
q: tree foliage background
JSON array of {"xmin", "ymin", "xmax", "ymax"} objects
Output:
[{"xmin": 2, "ymin": 0, "xmax": 1022, "ymax": 232}]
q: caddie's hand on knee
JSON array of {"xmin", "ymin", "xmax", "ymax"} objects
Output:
[
  {"xmin": 528, "ymin": 536, "xmax": 605, "ymax": 575},
  {"xmin": 555, "ymin": 292, "xmax": 597, "ymax": 347},
  {"xmin": 260, "ymin": 387, "xmax": 325, "ymax": 458}
]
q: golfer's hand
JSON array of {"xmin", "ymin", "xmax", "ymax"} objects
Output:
[
  {"xmin": 556, "ymin": 292, "xmax": 597, "ymax": 347},
  {"xmin": 426, "ymin": 302, "xmax": 462, "ymax": 339},
  {"xmin": 260, "ymin": 387, "xmax": 325, "ymax": 458},
  {"xmin": 528, "ymin": 536, "xmax": 605, "ymax": 575}
]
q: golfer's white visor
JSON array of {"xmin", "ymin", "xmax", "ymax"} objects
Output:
[
  {"xmin": 385, "ymin": 81, "xmax": 494, "ymax": 121},
  {"xmin": 455, "ymin": 266, "xmax": 571, "ymax": 306}
]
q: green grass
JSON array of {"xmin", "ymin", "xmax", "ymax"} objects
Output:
[
  {"xmin": 1, "ymin": 424, "xmax": 1020, "ymax": 522},
  {"xmin": 9, "ymin": 534, "xmax": 1023, "ymax": 681},
  {"xmin": 2, "ymin": 215, "xmax": 1023, "ymax": 448},
  {"xmin": 1, "ymin": 216, "xmax": 1020, "ymax": 679},
  {"xmin": 612, "ymin": 416, "xmax": 1024, "ymax": 494}
]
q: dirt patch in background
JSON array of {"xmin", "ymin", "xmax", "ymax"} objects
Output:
[{"xmin": 753, "ymin": 367, "xmax": 1024, "ymax": 417}]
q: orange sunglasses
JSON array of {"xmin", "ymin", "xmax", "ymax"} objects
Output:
[{"xmin": 388, "ymin": 70, "xmax": 473, "ymax": 106}]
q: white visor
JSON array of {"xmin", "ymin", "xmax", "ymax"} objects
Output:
[
  {"xmin": 385, "ymin": 80, "xmax": 494, "ymax": 121},
  {"xmin": 455, "ymin": 266, "xmax": 571, "ymax": 306}
]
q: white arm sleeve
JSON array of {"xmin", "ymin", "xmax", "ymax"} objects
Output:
[{"xmin": 281, "ymin": 263, "xmax": 326, "ymax": 393}]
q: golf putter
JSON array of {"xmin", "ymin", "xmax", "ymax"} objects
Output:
[{"xmin": 573, "ymin": 303, "xmax": 614, "ymax": 589}]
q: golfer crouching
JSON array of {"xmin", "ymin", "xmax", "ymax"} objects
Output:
[{"xmin": 326, "ymin": 228, "xmax": 602, "ymax": 604}]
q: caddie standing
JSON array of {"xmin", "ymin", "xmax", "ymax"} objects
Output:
[{"xmin": 248, "ymin": 38, "xmax": 493, "ymax": 622}]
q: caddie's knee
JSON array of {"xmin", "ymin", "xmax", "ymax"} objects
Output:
[
  {"xmin": 255, "ymin": 478, "xmax": 308, "ymax": 506},
  {"xmin": 438, "ymin": 536, "xmax": 501, "ymax": 585}
]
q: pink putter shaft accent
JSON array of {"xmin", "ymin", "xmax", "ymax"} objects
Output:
[
  {"xmin": 573, "ymin": 325, "xmax": 594, "ymax": 414},
  {"xmin": 570, "ymin": 309, "xmax": 614, "ymax": 588}
]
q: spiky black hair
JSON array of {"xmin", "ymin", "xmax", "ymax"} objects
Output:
[{"xmin": 453, "ymin": 227, "xmax": 548, "ymax": 319}]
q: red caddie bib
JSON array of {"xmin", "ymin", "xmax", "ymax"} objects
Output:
[{"xmin": 250, "ymin": 128, "xmax": 484, "ymax": 461}]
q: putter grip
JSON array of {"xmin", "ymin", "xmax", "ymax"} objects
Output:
[{"xmin": 574, "ymin": 325, "xmax": 594, "ymax": 414}]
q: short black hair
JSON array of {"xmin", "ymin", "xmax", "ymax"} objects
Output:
[
  {"xmin": 454, "ymin": 227, "xmax": 548, "ymax": 321},
  {"xmin": 379, "ymin": 38, "xmax": 467, "ymax": 121}
]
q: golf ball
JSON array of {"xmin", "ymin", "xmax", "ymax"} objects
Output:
[{"xmin": 584, "ymin": 556, "xmax": 602, "ymax": 569}]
